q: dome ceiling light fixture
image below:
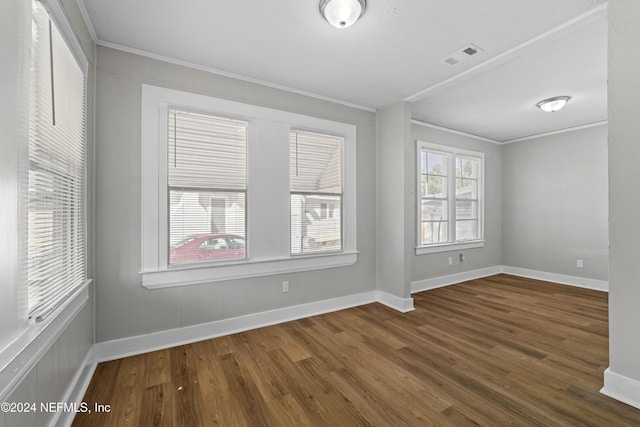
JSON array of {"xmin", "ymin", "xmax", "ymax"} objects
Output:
[
  {"xmin": 319, "ymin": 0, "xmax": 366, "ymax": 28},
  {"xmin": 536, "ymin": 96, "xmax": 571, "ymax": 113}
]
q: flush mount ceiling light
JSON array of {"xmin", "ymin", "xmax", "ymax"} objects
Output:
[
  {"xmin": 319, "ymin": 0, "xmax": 366, "ymax": 28},
  {"xmin": 536, "ymin": 96, "xmax": 571, "ymax": 113}
]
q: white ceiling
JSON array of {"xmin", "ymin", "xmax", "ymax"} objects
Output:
[{"xmin": 80, "ymin": 0, "xmax": 609, "ymax": 142}]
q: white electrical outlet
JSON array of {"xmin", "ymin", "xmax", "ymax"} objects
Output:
[
  {"xmin": 282, "ymin": 281, "xmax": 290, "ymax": 292},
  {"xmin": 460, "ymin": 253, "xmax": 466, "ymax": 262},
  {"xmin": 577, "ymin": 259, "xmax": 584, "ymax": 268},
  {"xmin": 448, "ymin": 256, "xmax": 453, "ymax": 265}
]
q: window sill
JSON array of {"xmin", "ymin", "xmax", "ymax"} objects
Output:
[
  {"xmin": 415, "ymin": 240, "xmax": 485, "ymax": 255},
  {"xmin": 140, "ymin": 251, "xmax": 359, "ymax": 289}
]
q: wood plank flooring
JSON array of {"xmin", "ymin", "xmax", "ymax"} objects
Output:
[{"xmin": 73, "ymin": 274, "xmax": 640, "ymax": 426}]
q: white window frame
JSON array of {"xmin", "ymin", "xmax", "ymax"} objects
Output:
[
  {"xmin": 141, "ymin": 85, "xmax": 357, "ymax": 289},
  {"xmin": 415, "ymin": 141, "xmax": 485, "ymax": 255}
]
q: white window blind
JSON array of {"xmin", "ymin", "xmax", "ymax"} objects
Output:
[
  {"xmin": 290, "ymin": 131, "xmax": 343, "ymax": 254},
  {"xmin": 27, "ymin": 0, "xmax": 87, "ymax": 320},
  {"xmin": 167, "ymin": 109, "xmax": 247, "ymax": 265}
]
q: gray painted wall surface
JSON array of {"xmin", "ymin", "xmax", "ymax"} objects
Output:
[
  {"xmin": 410, "ymin": 124, "xmax": 503, "ymax": 282},
  {"xmin": 376, "ymin": 103, "xmax": 412, "ymax": 298},
  {"xmin": 502, "ymin": 125, "xmax": 608, "ymax": 281},
  {"xmin": 94, "ymin": 46, "xmax": 377, "ymax": 343},
  {"xmin": 608, "ymin": 0, "xmax": 640, "ymax": 381}
]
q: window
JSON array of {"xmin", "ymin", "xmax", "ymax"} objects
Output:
[
  {"xmin": 141, "ymin": 86, "xmax": 357, "ymax": 288},
  {"xmin": 416, "ymin": 141, "xmax": 484, "ymax": 254},
  {"xmin": 290, "ymin": 131, "xmax": 343, "ymax": 255},
  {"xmin": 167, "ymin": 109, "xmax": 247, "ymax": 265},
  {"xmin": 27, "ymin": 0, "xmax": 88, "ymax": 320}
]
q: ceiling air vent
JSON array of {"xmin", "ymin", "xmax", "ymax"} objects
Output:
[{"xmin": 442, "ymin": 44, "xmax": 483, "ymax": 66}]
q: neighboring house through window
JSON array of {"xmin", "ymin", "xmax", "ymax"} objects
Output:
[
  {"xmin": 167, "ymin": 109, "xmax": 247, "ymax": 265},
  {"xmin": 290, "ymin": 131, "xmax": 343, "ymax": 255}
]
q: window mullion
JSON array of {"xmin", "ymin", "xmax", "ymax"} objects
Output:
[{"xmin": 449, "ymin": 153, "xmax": 456, "ymax": 243}]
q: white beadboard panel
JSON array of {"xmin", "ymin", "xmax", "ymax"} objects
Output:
[
  {"xmin": 3, "ymin": 301, "xmax": 93, "ymax": 427},
  {"xmin": 58, "ymin": 349, "xmax": 98, "ymax": 427},
  {"xmin": 35, "ymin": 347, "xmax": 55, "ymax": 427},
  {"xmin": 4, "ymin": 370, "xmax": 37, "ymax": 427},
  {"xmin": 94, "ymin": 46, "xmax": 377, "ymax": 343}
]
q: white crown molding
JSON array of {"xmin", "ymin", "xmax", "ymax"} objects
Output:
[
  {"xmin": 412, "ymin": 119, "xmax": 608, "ymax": 147},
  {"xmin": 501, "ymin": 120, "xmax": 608, "ymax": 144},
  {"xmin": 96, "ymin": 40, "xmax": 377, "ymax": 113},
  {"xmin": 411, "ymin": 119, "xmax": 501, "ymax": 144},
  {"xmin": 74, "ymin": 0, "xmax": 97, "ymax": 42},
  {"xmin": 601, "ymin": 368, "xmax": 640, "ymax": 410},
  {"xmin": 404, "ymin": 3, "xmax": 608, "ymax": 103}
]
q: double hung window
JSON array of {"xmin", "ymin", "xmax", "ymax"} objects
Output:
[
  {"xmin": 290, "ymin": 131, "xmax": 343, "ymax": 255},
  {"xmin": 141, "ymin": 86, "xmax": 357, "ymax": 288},
  {"xmin": 27, "ymin": 0, "xmax": 88, "ymax": 320},
  {"xmin": 416, "ymin": 141, "xmax": 484, "ymax": 254},
  {"xmin": 167, "ymin": 109, "xmax": 247, "ymax": 265}
]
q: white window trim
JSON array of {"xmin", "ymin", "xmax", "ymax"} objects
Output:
[
  {"xmin": 141, "ymin": 85, "xmax": 357, "ymax": 289},
  {"xmin": 415, "ymin": 141, "xmax": 485, "ymax": 255},
  {"xmin": 38, "ymin": 0, "xmax": 89, "ymax": 73}
]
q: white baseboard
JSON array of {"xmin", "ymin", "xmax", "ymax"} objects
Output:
[
  {"xmin": 95, "ymin": 291, "xmax": 379, "ymax": 362},
  {"xmin": 55, "ymin": 347, "xmax": 98, "ymax": 427},
  {"xmin": 501, "ymin": 265, "xmax": 609, "ymax": 292},
  {"xmin": 411, "ymin": 265, "xmax": 608, "ymax": 294},
  {"xmin": 411, "ymin": 265, "xmax": 502, "ymax": 293},
  {"xmin": 375, "ymin": 291, "xmax": 415, "ymax": 313},
  {"xmin": 53, "ymin": 264, "xmax": 608, "ymax": 420},
  {"xmin": 601, "ymin": 368, "xmax": 640, "ymax": 410}
]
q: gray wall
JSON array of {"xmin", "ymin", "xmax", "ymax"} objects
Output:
[
  {"xmin": 502, "ymin": 125, "xmax": 608, "ymax": 280},
  {"xmin": 94, "ymin": 46, "xmax": 377, "ymax": 343},
  {"xmin": 608, "ymin": 0, "xmax": 640, "ymax": 382},
  {"xmin": 376, "ymin": 103, "xmax": 412, "ymax": 298},
  {"xmin": 0, "ymin": 0, "xmax": 95, "ymax": 425},
  {"xmin": 410, "ymin": 124, "xmax": 503, "ymax": 282}
]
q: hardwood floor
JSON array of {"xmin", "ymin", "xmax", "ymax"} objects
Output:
[{"xmin": 73, "ymin": 274, "xmax": 640, "ymax": 426}]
